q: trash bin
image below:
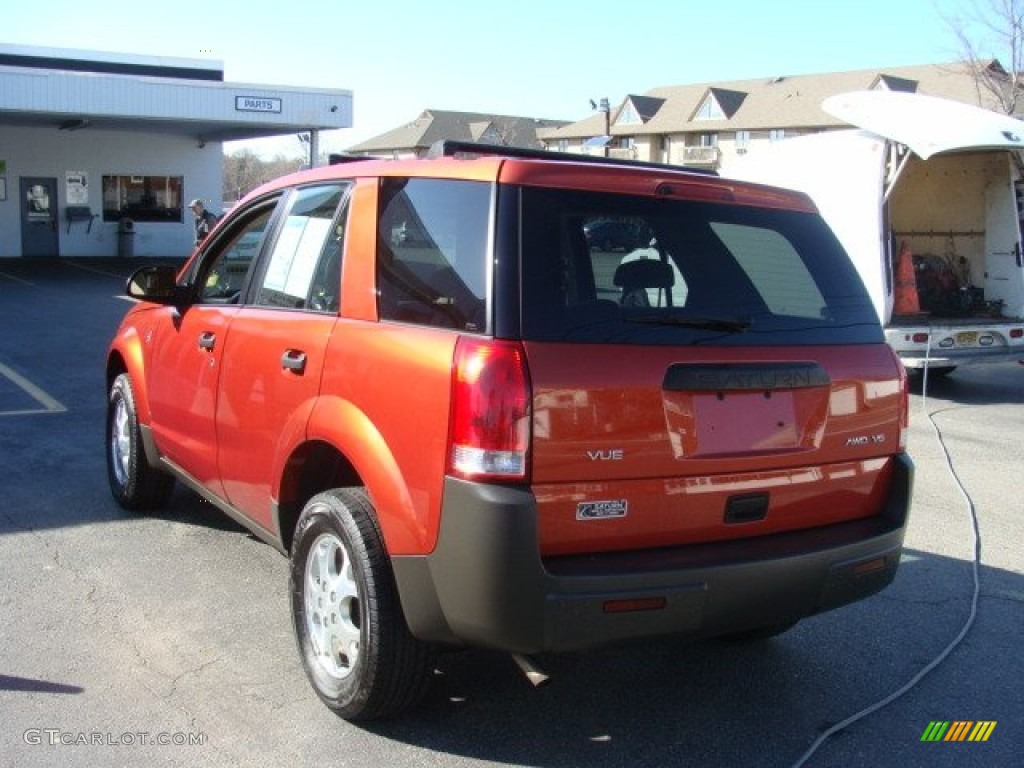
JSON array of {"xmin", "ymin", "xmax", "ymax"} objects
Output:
[{"xmin": 117, "ymin": 218, "xmax": 135, "ymax": 258}]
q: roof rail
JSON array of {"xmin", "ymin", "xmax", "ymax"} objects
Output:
[
  {"xmin": 425, "ymin": 140, "xmax": 717, "ymax": 175},
  {"xmin": 327, "ymin": 152, "xmax": 376, "ymax": 165}
]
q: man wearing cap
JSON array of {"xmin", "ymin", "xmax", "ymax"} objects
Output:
[{"xmin": 189, "ymin": 199, "xmax": 220, "ymax": 245}]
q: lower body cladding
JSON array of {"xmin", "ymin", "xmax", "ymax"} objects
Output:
[{"xmin": 392, "ymin": 454, "xmax": 913, "ymax": 654}]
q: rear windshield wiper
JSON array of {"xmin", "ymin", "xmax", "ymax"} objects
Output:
[{"xmin": 625, "ymin": 314, "xmax": 751, "ymax": 333}]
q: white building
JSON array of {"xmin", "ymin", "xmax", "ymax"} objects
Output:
[{"xmin": 0, "ymin": 44, "xmax": 352, "ymax": 258}]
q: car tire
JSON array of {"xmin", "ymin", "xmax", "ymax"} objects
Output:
[
  {"xmin": 106, "ymin": 373, "xmax": 174, "ymax": 511},
  {"xmin": 290, "ymin": 488, "xmax": 435, "ymax": 721}
]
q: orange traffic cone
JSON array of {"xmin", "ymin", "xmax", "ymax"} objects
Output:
[{"xmin": 893, "ymin": 241, "xmax": 921, "ymax": 315}]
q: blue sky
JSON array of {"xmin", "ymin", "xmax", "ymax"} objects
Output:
[{"xmin": 3, "ymin": 0, "xmax": 987, "ymax": 157}]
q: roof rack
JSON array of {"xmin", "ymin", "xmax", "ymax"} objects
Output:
[
  {"xmin": 327, "ymin": 152, "xmax": 376, "ymax": 165},
  {"xmin": 426, "ymin": 140, "xmax": 717, "ymax": 176}
]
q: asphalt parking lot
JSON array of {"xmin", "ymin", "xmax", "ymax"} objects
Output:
[{"xmin": 0, "ymin": 259, "xmax": 1020, "ymax": 768}]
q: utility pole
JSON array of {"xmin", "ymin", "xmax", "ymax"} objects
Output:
[{"xmin": 590, "ymin": 97, "xmax": 612, "ymax": 157}]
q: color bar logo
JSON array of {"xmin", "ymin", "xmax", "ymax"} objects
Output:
[{"xmin": 921, "ymin": 721, "xmax": 997, "ymax": 742}]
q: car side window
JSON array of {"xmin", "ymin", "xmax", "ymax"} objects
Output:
[
  {"xmin": 255, "ymin": 184, "xmax": 350, "ymax": 312},
  {"xmin": 376, "ymin": 177, "xmax": 490, "ymax": 332},
  {"xmin": 196, "ymin": 204, "xmax": 276, "ymax": 304}
]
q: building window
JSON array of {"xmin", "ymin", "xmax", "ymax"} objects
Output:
[
  {"xmin": 698, "ymin": 133, "xmax": 718, "ymax": 148},
  {"xmin": 769, "ymin": 129, "xmax": 786, "ymax": 142},
  {"xmin": 557, "ymin": 138, "xmax": 568, "ymax": 152},
  {"xmin": 102, "ymin": 175, "xmax": 184, "ymax": 222},
  {"xmin": 735, "ymin": 130, "xmax": 751, "ymax": 149},
  {"xmin": 694, "ymin": 94, "xmax": 725, "ymax": 120},
  {"xmin": 617, "ymin": 101, "xmax": 641, "ymax": 126},
  {"xmin": 618, "ymin": 136, "xmax": 635, "ymax": 149}
]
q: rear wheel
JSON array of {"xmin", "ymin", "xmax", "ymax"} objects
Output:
[
  {"xmin": 106, "ymin": 373, "xmax": 174, "ymax": 510},
  {"xmin": 289, "ymin": 488, "xmax": 434, "ymax": 720}
]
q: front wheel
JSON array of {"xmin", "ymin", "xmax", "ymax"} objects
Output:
[
  {"xmin": 289, "ymin": 488, "xmax": 434, "ymax": 720},
  {"xmin": 106, "ymin": 373, "xmax": 174, "ymax": 510}
]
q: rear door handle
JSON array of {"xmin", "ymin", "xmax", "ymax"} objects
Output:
[
  {"xmin": 281, "ymin": 349, "xmax": 307, "ymax": 373},
  {"xmin": 198, "ymin": 332, "xmax": 216, "ymax": 350}
]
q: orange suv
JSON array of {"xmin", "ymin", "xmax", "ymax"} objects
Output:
[{"xmin": 106, "ymin": 142, "xmax": 913, "ymax": 720}]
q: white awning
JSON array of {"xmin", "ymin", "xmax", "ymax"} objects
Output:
[
  {"xmin": 582, "ymin": 135, "xmax": 612, "ymax": 148},
  {"xmin": 0, "ymin": 43, "xmax": 351, "ymax": 143}
]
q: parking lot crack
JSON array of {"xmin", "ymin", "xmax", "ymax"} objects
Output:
[
  {"xmin": 985, "ymin": 588, "xmax": 1024, "ymax": 605},
  {"xmin": 878, "ymin": 592, "xmax": 964, "ymax": 607}
]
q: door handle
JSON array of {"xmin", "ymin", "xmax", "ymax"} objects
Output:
[
  {"xmin": 198, "ymin": 332, "xmax": 216, "ymax": 350},
  {"xmin": 281, "ymin": 350, "xmax": 307, "ymax": 373}
]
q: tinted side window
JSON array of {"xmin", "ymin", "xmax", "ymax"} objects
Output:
[
  {"xmin": 196, "ymin": 204, "xmax": 276, "ymax": 304},
  {"xmin": 377, "ymin": 178, "xmax": 490, "ymax": 332},
  {"xmin": 256, "ymin": 184, "xmax": 349, "ymax": 312}
]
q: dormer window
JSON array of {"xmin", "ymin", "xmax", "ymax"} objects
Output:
[
  {"xmin": 695, "ymin": 93, "xmax": 726, "ymax": 120},
  {"xmin": 618, "ymin": 101, "xmax": 641, "ymax": 125},
  {"xmin": 692, "ymin": 88, "xmax": 747, "ymax": 121},
  {"xmin": 872, "ymin": 75, "xmax": 918, "ymax": 93}
]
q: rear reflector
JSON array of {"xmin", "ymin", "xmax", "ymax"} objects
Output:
[
  {"xmin": 603, "ymin": 597, "xmax": 667, "ymax": 614},
  {"xmin": 853, "ymin": 557, "xmax": 888, "ymax": 576},
  {"xmin": 893, "ymin": 347, "xmax": 909, "ymax": 451}
]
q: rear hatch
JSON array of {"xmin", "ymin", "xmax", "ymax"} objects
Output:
[
  {"xmin": 822, "ymin": 90, "xmax": 1024, "ymax": 160},
  {"xmin": 500, "ymin": 174, "xmax": 905, "ymax": 556}
]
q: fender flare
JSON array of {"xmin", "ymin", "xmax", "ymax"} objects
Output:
[{"xmin": 305, "ymin": 395, "xmax": 428, "ymax": 555}]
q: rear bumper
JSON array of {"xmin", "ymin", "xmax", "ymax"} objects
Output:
[
  {"xmin": 886, "ymin": 326, "xmax": 1024, "ymax": 368},
  {"xmin": 898, "ymin": 347, "xmax": 1023, "ymax": 368},
  {"xmin": 392, "ymin": 454, "xmax": 913, "ymax": 653}
]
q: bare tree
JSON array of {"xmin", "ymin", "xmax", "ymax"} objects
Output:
[
  {"xmin": 946, "ymin": 0, "xmax": 1024, "ymax": 114},
  {"xmin": 223, "ymin": 148, "xmax": 263, "ymax": 202},
  {"xmin": 223, "ymin": 149, "xmax": 304, "ymax": 203}
]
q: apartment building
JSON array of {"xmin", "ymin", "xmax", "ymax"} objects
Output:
[{"xmin": 536, "ymin": 62, "xmax": 1007, "ymax": 171}]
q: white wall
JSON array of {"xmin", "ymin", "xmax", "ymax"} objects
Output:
[{"xmin": 0, "ymin": 125, "xmax": 222, "ymax": 258}]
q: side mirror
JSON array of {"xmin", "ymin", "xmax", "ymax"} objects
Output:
[{"xmin": 125, "ymin": 265, "xmax": 183, "ymax": 304}]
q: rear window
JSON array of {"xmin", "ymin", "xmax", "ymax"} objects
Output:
[{"xmin": 512, "ymin": 186, "xmax": 882, "ymax": 345}]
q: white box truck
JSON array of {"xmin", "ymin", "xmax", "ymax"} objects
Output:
[{"xmin": 724, "ymin": 90, "xmax": 1024, "ymax": 375}]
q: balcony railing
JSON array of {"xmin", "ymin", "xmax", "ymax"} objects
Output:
[
  {"xmin": 608, "ymin": 146, "xmax": 638, "ymax": 160},
  {"xmin": 682, "ymin": 146, "xmax": 720, "ymax": 165}
]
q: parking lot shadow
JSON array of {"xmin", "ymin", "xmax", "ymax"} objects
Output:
[
  {"xmin": 908, "ymin": 365, "xmax": 1024, "ymax": 405},
  {"xmin": 356, "ymin": 547, "xmax": 1021, "ymax": 768}
]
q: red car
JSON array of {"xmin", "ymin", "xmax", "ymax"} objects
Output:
[{"xmin": 106, "ymin": 142, "xmax": 912, "ymax": 720}]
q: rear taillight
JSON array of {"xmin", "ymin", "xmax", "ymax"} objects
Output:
[
  {"xmin": 895, "ymin": 352, "xmax": 910, "ymax": 450},
  {"xmin": 448, "ymin": 338, "xmax": 531, "ymax": 482}
]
